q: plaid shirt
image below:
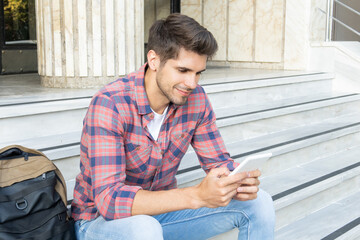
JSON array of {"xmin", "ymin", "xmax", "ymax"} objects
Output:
[{"xmin": 71, "ymin": 64, "xmax": 237, "ymax": 221}]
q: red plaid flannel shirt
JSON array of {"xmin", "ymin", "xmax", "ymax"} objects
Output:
[{"xmin": 71, "ymin": 64, "xmax": 237, "ymax": 221}]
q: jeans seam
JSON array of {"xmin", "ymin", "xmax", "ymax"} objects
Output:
[
  {"xmin": 161, "ymin": 209, "xmax": 250, "ymax": 227},
  {"xmin": 78, "ymin": 220, "xmax": 88, "ymax": 233}
]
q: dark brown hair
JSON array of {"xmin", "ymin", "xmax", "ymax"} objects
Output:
[{"xmin": 147, "ymin": 13, "xmax": 218, "ymax": 64}]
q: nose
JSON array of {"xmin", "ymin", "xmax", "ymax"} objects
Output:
[{"xmin": 184, "ymin": 74, "xmax": 198, "ymax": 90}]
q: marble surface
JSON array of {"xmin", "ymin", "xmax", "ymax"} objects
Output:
[
  {"xmin": 179, "ymin": 0, "xmax": 331, "ymax": 71},
  {"xmin": 43, "ymin": 0, "xmax": 52, "ymax": 76},
  {"xmin": 0, "ymin": 68, "xmax": 314, "ymax": 99},
  {"xmin": 0, "ymin": 74, "xmax": 97, "ymax": 102},
  {"xmin": 64, "ymin": 0, "xmax": 74, "ymax": 76},
  {"xmin": 205, "ymin": 77, "xmax": 332, "ymax": 109},
  {"xmin": 35, "ymin": 0, "xmax": 44, "ymax": 75},
  {"xmin": 275, "ymin": 175, "xmax": 359, "ymax": 229},
  {"xmin": 177, "ymin": 112, "xmax": 360, "ymax": 181},
  {"xmin": 135, "ymin": 0, "xmax": 145, "ymax": 71},
  {"xmin": 265, "ymin": 146, "xmax": 360, "ymax": 232},
  {"xmin": 92, "ymin": 0, "xmax": 102, "ymax": 76},
  {"xmin": 1, "ymin": 110, "xmax": 86, "ymax": 143},
  {"xmin": 228, "ymin": 0, "xmax": 254, "ymax": 62},
  {"xmin": 309, "ymin": 41, "xmax": 360, "ymax": 93},
  {"xmin": 34, "ymin": 0, "xmax": 339, "ymax": 88},
  {"xmin": 203, "ymin": 0, "xmax": 227, "ymax": 61},
  {"xmin": 116, "ymin": 0, "xmax": 126, "ymax": 75},
  {"xmin": 35, "ymin": 0, "xmax": 333, "ymax": 88},
  {"xmin": 263, "ymin": 146, "xmax": 360, "ymax": 197},
  {"xmin": 310, "ymin": 0, "xmax": 327, "ymax": 42},
  {"xmin": 255, "ymin": 0, "xmax": 284, "ymax": 63},
  {"xmin": 181, "ymin": 0, "xmax": 203, "ymax": 25},
  {"xmin": 181, "ymin": 0, "xmax": 286, "ymax": 64},
  {"xmin": 52, "ymin": 0, "xmax": 62, "ymax": 76},
  {"xmin": 200, "ymin": 67, "xmax": 319, "ymax": 85},
  {"xmin": 36, "ymin": 0, "xmax": 144, "ymax": 87},
  {"xmin": 78, "ymin": 0, "xmax": 88, "ymax": 77},
  {"xmin": 276, "ymin": 190, "xmax": 360, "ymax": 239},
  {"xmin": 105, "ymin": 0, "xmax": 115, "ymax": 76},
  {"xmin": 284, "ymin": 0, "xmax": 311, "ymax": 70},
  {"xmin": 125, "ymin": 0, "xmax": 136, "ymax": 74},
  {"xmin": 217, "ymin": 95, "xmax": 360, "ymax": 143}
]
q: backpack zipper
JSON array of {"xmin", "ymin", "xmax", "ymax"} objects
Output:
[{"xmin": 24, "ymin": 152, "xmax": 29, "ymax": 161}]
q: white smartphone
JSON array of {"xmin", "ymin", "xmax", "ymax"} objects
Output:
[{"xmin": 229, "ymin": 152, "xmax": 272, "ymax": 176}]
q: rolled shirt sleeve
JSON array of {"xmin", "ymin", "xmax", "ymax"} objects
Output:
[{"xmin": 191, "ymin": 92, "xmax": 239, "ymax": 172}]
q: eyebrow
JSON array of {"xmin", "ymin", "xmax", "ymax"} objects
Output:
[
  {"xmin": 197, "ymin": 69, "xmax": 207, "ymax": 74},
  {"xmin": 178, "ymin": 67, "xmax": 207, "ymax": 74}
]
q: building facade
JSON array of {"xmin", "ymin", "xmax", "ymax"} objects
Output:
[{"xmin": 0, "ymin": 0, "xmax": 359, "ymax": 88}]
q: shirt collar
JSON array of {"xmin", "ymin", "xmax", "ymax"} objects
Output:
[
  {"xmin": 134, "ymin": 63, "xmax": 180, "ymax": 116},
  {"xmin": 134, "ymin": 63, "xmax": 152, "ymax": 115}
]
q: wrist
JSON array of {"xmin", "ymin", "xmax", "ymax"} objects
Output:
[{"xmin": 185, "ymin": 185, "xmax": 205, "ymax": 209}]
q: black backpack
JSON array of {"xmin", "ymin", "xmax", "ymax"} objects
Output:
[{"xmin": 0, "ymin": 145, "xmax": 75, "ymax": 240}]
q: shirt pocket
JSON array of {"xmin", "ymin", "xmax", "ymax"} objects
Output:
[
  {"xmin": 167, "ymin": 130, "xmax": 192, "ymax": 162},
  {"xmin": 124, "ymin": 142, "xmax": 152, "ymax": 175}
]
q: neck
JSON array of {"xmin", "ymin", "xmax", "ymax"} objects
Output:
[{"xmin": 144, "ymin": 67, "xmax": 169, "ymax": 114}]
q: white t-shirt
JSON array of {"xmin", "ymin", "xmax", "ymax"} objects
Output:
[{"xmin": 147, "ymin": 106, "xmax": 169, "ymax": 141}]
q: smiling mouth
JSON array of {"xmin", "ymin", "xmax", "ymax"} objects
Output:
[{"xmin": 175, "ymin": 87, "xmax": 192, "ymax": 96}]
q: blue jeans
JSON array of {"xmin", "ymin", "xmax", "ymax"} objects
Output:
[{"xmin": 75, "ymin": 189, "xmax": 275, "ymax": 240}]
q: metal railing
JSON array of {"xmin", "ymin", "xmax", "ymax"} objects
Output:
[{"xmin": 326, "ymin": 0, "xmax": 360, "ymax": 41}]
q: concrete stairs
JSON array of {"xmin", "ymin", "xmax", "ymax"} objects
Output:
[{"xmin": 0, "ymin": 69, "xmax": 359, "ymax": 239}]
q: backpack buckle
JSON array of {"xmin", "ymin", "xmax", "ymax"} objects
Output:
[{"xmin": 15, "ymin": 199, "xmax": 28, "ymax": 210}]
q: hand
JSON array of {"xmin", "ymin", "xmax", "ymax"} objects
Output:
[
  {"xmin": 194, "ymin": 167, "xmax": 249, "ymax": 208},
  {"xmin": 233, "ymin": 169, "xmax": 261, "ymax": 201}
]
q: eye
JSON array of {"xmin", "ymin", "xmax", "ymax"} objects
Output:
[{"xmin": 178, "ymin": 68, "xmax": 188, "ymax": 73}]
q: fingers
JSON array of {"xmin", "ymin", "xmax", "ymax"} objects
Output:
[
  {"xmin": 221, "ymin": 169, "xmax": 261, "ymax": 186},
  {"xmin": 233, "ymin": 184, "xmax": 259, "ymax": 201},
  {"xmin": 239, "ymin": 177, "xmax": 260, "ymax": 186},
  {"xmin": 234, "ymin": 192, "xmax": 258, "ymax": 201},
  {"xmin": 220, "ymin": 171, "xmax": 248, "ymax": 186},
  {"xmin": 200, "ymin": 168, "xmax": 262, "ymax": 207},
  {"xmin": 208, "ymin": 167, "xmax": 231, "ymax": 178},
  {"xmin": 217, "ymin": 176, "xmax": 258, "ymax": 199},
  {"xmin": 207, "ymin": 188, "xmax": 238, "ymax": 208},
  {"xmin": 237, "ymin": 185, "xmax": 259, "ymax": 193},
  {"xmin": 220, "ymin": 181, "xmax": 243, "ymax": 197},
  {"xmin": 219, "ymin": 177, "xmax": 260, "ymax": 203},
  {"xmin": 247, "ymin": 169, "xmax": 261, "ymax": 178}
]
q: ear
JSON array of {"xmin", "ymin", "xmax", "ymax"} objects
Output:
[{"xmin": 147, "ymin": 50, "xmax": 160, "ymax": 71}]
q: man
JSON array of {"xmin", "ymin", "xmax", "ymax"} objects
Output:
[{"xmin": 72, "ymin": 13, "xmax": 275, "ymax": 240}]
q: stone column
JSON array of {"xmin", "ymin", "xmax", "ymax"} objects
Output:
[{"xmin": 35, "ymin": 0, "xmax": 144, "ymax": 88}]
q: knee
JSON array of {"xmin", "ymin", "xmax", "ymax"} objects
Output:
[
  {"xmin": 252, "ymin": 189, "xmax": 275, "ymax": 225},
  {"xmin": 130, "ymin": 215, "xmax": 163, "ymax": 240}
]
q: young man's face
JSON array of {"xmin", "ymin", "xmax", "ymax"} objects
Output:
[{"xmin": 156, "ymin": 48, "xmax": 207, "ymax": 106}]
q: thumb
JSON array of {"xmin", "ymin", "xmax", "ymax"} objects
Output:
[{"xmin": 208, "ymin": 167, "xmax": 231, "ymax": 178}]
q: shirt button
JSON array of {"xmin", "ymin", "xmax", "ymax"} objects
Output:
[
  {"xmin": 135, "ymin": 146, "xmax": 140, "ymax": 151},
  {"xmin": 149, "ymin": 113, "xmax": 154, "ymax": 119},
  {"xmin": 161, "ymin": 150, "xmax": 164, "ymax": 155}
]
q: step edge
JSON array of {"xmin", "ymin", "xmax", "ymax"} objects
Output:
[
  {"xmin": 203, "ymin": 74, "xmax": 334, "ymax": 93},
  {"xmin": 273, "ymin": 165, "xmax": 360, "ymax": 210},
  {"xmin": 275, "ymin": 192, "xmax": 360, "ymax": 240},
  {"xmin": 216, "ymin": 94, "xmax": 360, "ymax": 127}
]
